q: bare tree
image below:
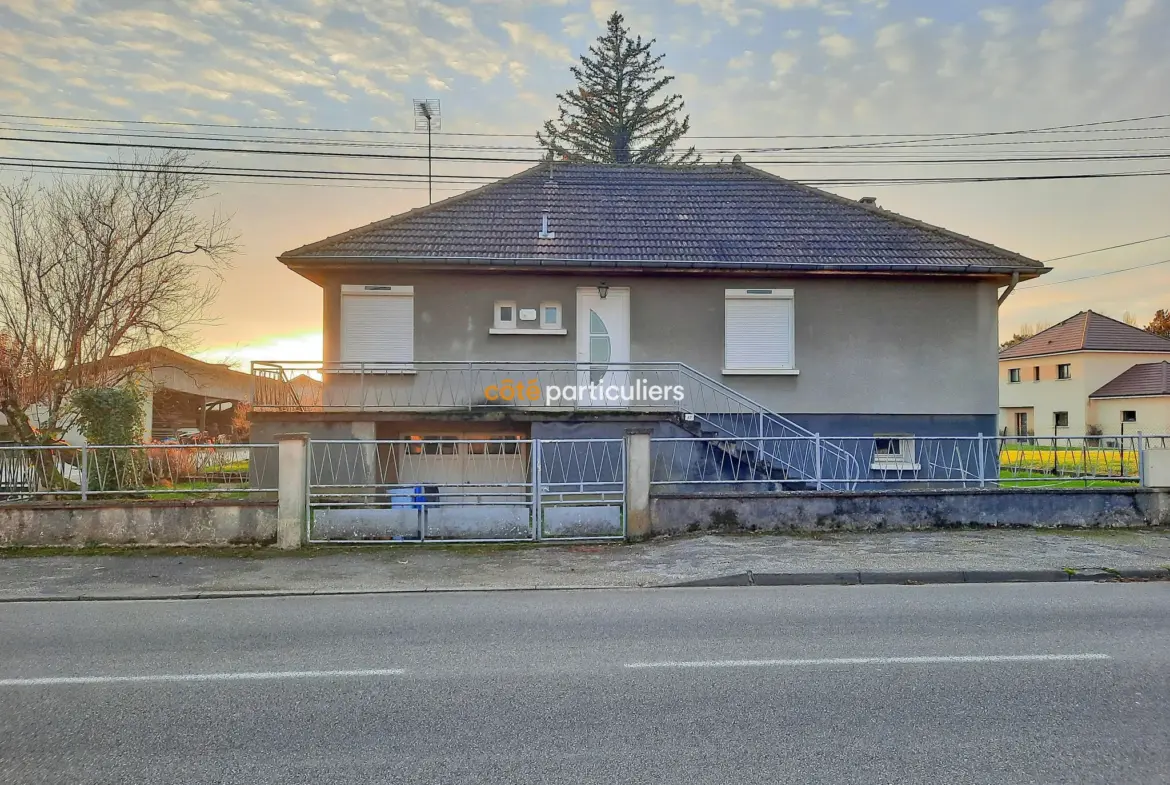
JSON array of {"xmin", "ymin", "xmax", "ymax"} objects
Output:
[{"xmin": 0, "ymin": 153, "xmax": 236, "ymax": 447}]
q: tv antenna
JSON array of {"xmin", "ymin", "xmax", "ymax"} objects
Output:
[{"xmin": 413, "ymin": 98, "xmax": 441, "ymax": 204}]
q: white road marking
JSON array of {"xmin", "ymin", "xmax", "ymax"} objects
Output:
[
  {"xmin": 0, "ymin": 668, "xmax": 406, "ymax": 687},
  {"xmin": 625, "ymin": 654, "xmax": 1113, "ymax": 669}
]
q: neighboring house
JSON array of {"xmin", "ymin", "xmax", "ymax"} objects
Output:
[
  {"xmin": 1087, "ymin": 361, "xmax": 1170, "ymax": 436},
  {"xmin": 253, "ymin": 161, "xmax": 1047, "ymax": 486},
  {"xmin": 3, "ymin": 347, "xmax": 260, "ymax": 444},
  {"xmin": 999, "ymin": 311, "xmax": 1170, "ymax": 438}
]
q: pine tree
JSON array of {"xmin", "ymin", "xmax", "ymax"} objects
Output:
[{"xmin": 536, "ymin": 12, "xmax": 698, "ymax": 165}]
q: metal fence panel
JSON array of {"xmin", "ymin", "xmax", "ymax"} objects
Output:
[
  {"xmin": 0, "ymin": 444, "xmax": 276, "ymax": 502},
  {"xmin": 537, "ymin": 439, "xmax": 625, "ymax": 540},
  {"xmin": 306, "ymin": 437, "xmax": 627, "ymax": 543},
  {"xmin": 651, "ymin": 434, "xmax": 1163, "ymax": 491}
]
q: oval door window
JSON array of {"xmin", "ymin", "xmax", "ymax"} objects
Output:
[{"xmin": 589, "ymin": 310, "xmax": 610, "ymax": 383}]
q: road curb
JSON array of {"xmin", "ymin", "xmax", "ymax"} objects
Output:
[
  {"xmin": 667, "ymin": 567, "xmax": 1170, "ymax": 588},
  {"xmin": 0, "ymin": 567, "xmax": 1167, "ymax": 602}
]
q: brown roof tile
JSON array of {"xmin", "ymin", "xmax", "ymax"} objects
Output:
[
  {"xmin": 1090, "ymin": 361, "xmax": 1170, "ymax": 399},
  {"xmin": 1000, "ymin": 311, "xmax": 1170, "ymax": 359}
]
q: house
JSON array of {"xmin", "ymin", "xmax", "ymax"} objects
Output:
[
  {"xmin": 1088, "ymin": 361, "xmax": 1170, "ymax": 436},
  {"xmin": 2, "ymin": 347, "xmax": 261, "ymax": 444},
  {"xmin": 252, "ymin": 161, "xmax": 1047, "ymax": 487},
  {"xmin": 999, "ymin": 311, "xmax": 1170, "ymax": 438}
]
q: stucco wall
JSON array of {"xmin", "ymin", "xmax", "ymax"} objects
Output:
[
  {"xmin": 1000, "ymin": 351, "xmax": 1170, "ymax": 436},
  {"xmin": 0, "ymin": 501, "xmax": 277, "ymax": 546},
  {"xmin": 650, "ymin": 487, "xmax": 1170, "ymax": 534},
  {"xmin": 1091, "ymin": 397, "xmax": 1170, "ymax": 435},
  {"xmin": 321, "ymin": 270, "xmax": 999, "ymax": 417}
]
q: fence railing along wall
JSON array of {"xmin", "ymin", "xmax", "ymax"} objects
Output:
[
  {"xmin": 651, "ymin": 434, "xmax": 1163, "ymax": 491},
  {"xmin": 0, "ymin": 443, "xmax": 278, "ymax": 501}
]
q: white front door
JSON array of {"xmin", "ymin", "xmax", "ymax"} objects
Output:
[{"xmin": 576, "ymin": 287, "xmax": 630, "ymax": 407}]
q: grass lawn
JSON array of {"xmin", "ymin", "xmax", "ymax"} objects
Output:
[{"xmin": 998, "ymin": 469, "xmax": 1138, "ymax": 488}]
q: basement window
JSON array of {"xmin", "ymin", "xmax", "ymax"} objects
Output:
[{"xmin": 871, "ymin": 434, "xmax": 919, "ymax": 471}]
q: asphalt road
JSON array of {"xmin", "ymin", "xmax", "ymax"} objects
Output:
[{"xmin": 1, "ymin": 583, "xmax": 1168, "ymax": 784}]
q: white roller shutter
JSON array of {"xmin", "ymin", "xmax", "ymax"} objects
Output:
[
  {"xmin": 341, "ymin": 286, "xmax": 414, "ymax": 364},
  {"xmin": 724, "ymin": 289, "xmax": 794, "ymax": 371}
]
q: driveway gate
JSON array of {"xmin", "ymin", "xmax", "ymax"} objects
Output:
[{"xmin": 306, "ymin": 437, "xmax": 625, "ymax": 543}]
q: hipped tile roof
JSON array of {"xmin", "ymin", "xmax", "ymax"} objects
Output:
[
  {"xmin": 1000, "ymin": 311, "xmax": 1170, "ymax": 360},
  {"xmin": 281, "ymin": 162, "xmax": 1047, "ymax": 277}
]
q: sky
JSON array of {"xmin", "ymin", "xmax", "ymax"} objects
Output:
[{"xmin": 1, "ymin": 0, "xmax": 1167, "ymax": 368}]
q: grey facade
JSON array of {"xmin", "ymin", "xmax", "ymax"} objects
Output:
[{"xmin": 315, "ymin": 271, "xmax": 1001, "ymax": 417}]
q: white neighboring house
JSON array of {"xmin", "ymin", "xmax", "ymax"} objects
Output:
[{"xmin": 999, "ymin": 311, "xmax": 1170, "ymax": 438}]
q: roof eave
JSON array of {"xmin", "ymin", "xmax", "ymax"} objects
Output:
[{"xmin": 279, "ymin": 254, "xmax": 1050, "ymax": 279}]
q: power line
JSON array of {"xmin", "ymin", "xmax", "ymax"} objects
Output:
[
  {"xmin": 0, "ymin": 134, "xmax": 538, "ymax": 164},
  {"xmin": 1020, "ymin": 257, "xmax": 1170, "ymax": 289},
  {"xmin": 2, "ymin": 110, "xmax": 1168, "ymax": 142},
  {"xmin": 1042, "ymin": 234, "xmax": 1170, "ymax": 262},
  {"xmin": 8, "ymin": 132, "xmax": 1170, "ymax": 168},
  {"xmin": 0, "ymin": 156, "xmax": 501, "ymax": 182},
  {"xmin": 4, "ymin": 155, "xmax": 1170, "ymax": 189},
  {"xmin": 9, "ymin": 120, "xmax": 1170, "ymax": 156}
]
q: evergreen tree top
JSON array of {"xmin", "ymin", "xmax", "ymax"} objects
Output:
[{"xmin": 536, "ymin": 12, "xmax": 699, "ymax": 165}]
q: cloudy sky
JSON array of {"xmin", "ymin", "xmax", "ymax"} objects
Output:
[{"xmin": 1, "ymin": 0, "xmax": 1167, "ymax": 366}]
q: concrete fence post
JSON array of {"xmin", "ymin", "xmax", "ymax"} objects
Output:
[
  {"xmin": 276, "ymin": 433, "xmax": 310, "ymax": 550},
  {"xmin": 624, "ymin": 428, "xmax": 653, "ymax": 541},
  {"xmin": 1135, "ymin": 431, "xmax": 1146, "ymax": 486}
]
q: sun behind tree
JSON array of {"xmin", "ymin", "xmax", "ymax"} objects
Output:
[{"xmin": 537, "ymin": 12, "xmax": 698, "ymax": 165}]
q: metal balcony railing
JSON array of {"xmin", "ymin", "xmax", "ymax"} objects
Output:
[{"xmin": 250, "ymin": 360, "xmax": 862, "ymax": 489}]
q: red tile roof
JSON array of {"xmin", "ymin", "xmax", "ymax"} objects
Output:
[
  {"xmin": 1089, "ymin": 361, "xmax": 1170, "ymax": 399},
  {"xmin": 1000, "ymin": 311, "xmax": 1170, "ymax": 359}
]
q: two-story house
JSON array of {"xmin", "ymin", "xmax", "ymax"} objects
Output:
[
  {"xmin": 252, "ymin": 161, "xmax": 1047, "ymax": 487},
  {"xmin": 999, "ymin": 311, "xmax": 1170, "ymax": 438}
]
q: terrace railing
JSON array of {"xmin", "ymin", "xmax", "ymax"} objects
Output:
[{"xmin": 251, "ymin": 360, "xmax": 863, "ymax": 490}]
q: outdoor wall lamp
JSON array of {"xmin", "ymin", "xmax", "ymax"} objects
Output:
[{"xmin": 598, "ymin": 282, "xmax": 609, "ymax": 299}]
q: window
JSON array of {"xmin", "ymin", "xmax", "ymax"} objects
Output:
[
  {"xmin": 1008, "ymin": 368, "xmax": 1021, "ymax": 383},
  {"xmin": 1014, "ymin": 411, "xmax": 1030, "ymax": 437},
  {"xmin": 1033, "ymin": 366, "xmax": 1041, "ymax": 381},
  {"xmin": 872, "ymin": 434, "xmax": 918, "ymax": 470},
  {"xmin": 1057, "ymin": 363, "xmax": 1072, "ymax": 380},
  {"xmin": 494, "ymin": 301, "xmax": 517, "ymax": 330},
  {"xmin": 406, "ymin": 435, "xmax": 458, "ymax": 455},
  {"xmin": 723, "ymin": 289, "xmax": 796, "ymax": 374},
  {"xmin": 540, "ymin": 301, "xmax": 562, "ymax": 330},
  {"xmin": 1054, "ymin": 411, "xmax": 1069, "ymax": 428},
  {"xmin": 1122, "ymin": 410, "xmax": 1137, "ymax": 423},
  {"xmin": 487, "ymin": 435, "xmax": 522, "ymax": 455},
  {"xmin": 340, "ymin": 285, "xmax": 414, "ymax": 365}
]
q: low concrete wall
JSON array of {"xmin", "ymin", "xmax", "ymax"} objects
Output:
[
  {"xmin": 650, "ymin": 488, "xmax": 1170, "ymax": 534},
  {"xmin": 0, "ymin": 501, "xmax": 278, "ymax": 547}
]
